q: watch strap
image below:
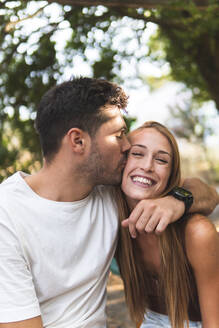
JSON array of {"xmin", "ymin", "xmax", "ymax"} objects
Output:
[{"xmin": 168, "ymin": 186, "xmax": 193, "ymax": 215}]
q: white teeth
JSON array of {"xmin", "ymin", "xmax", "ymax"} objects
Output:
[{"xmin": 132, "ymin": 176, "xmax": 153, "ymax": 185}]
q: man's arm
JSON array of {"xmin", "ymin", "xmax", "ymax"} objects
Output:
[
  {"xmin": 182, "ymin": 177, "xmax": 219, "ymax": 215},
  {"xmin": 122, "ymin": 177, "xmax": 219, "ymax": 236},
  {"xmin": 0, "ymin": 207, "xmax": 41, "ymax": 325},
  {"xmin": 0, "ymin": 317, "xmax": 43, "ymax": 328}
]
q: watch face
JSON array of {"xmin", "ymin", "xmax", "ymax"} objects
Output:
[
  {"xmin": 170, "ymin": 187, "xmax": 193, "ymax": 213},
  {"xmin": 175, "ymin": 188, "xmax": 192, "ymax": 197}
]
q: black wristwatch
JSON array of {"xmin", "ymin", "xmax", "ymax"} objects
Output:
[{"xmin": 168, "ymin": 187, "xmax": 193, "ymax": 214}]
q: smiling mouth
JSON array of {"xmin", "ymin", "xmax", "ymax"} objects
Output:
[{"xmin": 131, "ymin": 176, "xmax": 156, "ymax": 187}]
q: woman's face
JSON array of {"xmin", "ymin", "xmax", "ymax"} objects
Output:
[{"xmin": 121, "ymin": 128, "xmax": 172, "ymax": 208}]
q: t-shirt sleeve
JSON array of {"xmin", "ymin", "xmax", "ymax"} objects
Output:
[{"xmin": 0, "ymin": 207, "xmax": 41, "ymax": 322}]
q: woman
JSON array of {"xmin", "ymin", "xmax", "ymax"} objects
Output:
[{"xmin": 116, "ymin": 121, "xmax": 219, "ymax": 328}]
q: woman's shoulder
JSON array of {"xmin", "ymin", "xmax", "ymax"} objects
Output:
[
  {"xmin": 184, "ymin": 214, "xmax": 219, "ymax": 267},
  {"xmin": 184, "ymin": 213, "xmax": 217, "ymax": 239}
]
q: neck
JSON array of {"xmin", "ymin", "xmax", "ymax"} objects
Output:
[
  {"xmin": 25, "ymin": 160, "xmax": 94, "ymax": 202},
  {"xmin": 125, "ymin": 195, "xmax": 139, "ymax": 211}
]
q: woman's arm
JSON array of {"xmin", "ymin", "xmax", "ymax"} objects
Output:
[{"xmin": 185, "ymin": 214, "xmax": 219, "ymax": 328}]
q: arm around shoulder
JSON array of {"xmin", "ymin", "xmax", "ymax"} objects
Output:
[
  {"xmin": 182, "ymin": 177, "xmax": 219, "ymax": 215},
  {"xmin": 185, "ymin": 214, "xmax": 219, "ymax": 328}
]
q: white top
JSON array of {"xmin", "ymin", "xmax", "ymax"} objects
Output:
[{"xmin": 0, "ymin": 172, "xmax": 119, "ymax": 327}]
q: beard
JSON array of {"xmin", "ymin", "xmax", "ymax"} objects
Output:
[{"xmin": 78, "ymin": 142, "xmax": 124, "ymax": 186}]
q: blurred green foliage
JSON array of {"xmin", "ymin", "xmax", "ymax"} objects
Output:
[
  {"xmin": 167, "ymin": 98, "xmax": 219, "ymax": 182},
  {"xmin": 0, "ymin": 0, "xmax": 219, "ymax": 181}
]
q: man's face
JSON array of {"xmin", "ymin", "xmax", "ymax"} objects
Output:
[{"xmin": 85, "ymin": 105, "xmax": 130, "ymax": 185}]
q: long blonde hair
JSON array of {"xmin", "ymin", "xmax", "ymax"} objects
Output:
[{"xmin": 116, "ymin": 121, "xmax": 192, "ymax": 328}]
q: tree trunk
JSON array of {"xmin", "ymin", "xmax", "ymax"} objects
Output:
[{"xmin": 195, "ymin": 34, "xmax": 219, "ymax": 112}]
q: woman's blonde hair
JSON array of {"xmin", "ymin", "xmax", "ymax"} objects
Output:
[{"xmin": 116, "ymin": 121, "xmax": 192, "ymax": 328}]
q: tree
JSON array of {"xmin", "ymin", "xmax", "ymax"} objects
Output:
[
  {"xmin": 168, "ymin": 98, "xmax": 219, "ymax": 182},
  {"xmin": 0, "ymin": 0, "xmax": 219, "ymax": 181}
]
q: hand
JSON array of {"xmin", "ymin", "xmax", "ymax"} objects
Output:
[{"xmin": 121, "ymin": 196, "xmax": 185, "ymax": 237}]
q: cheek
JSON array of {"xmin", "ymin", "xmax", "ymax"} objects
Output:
[
  {"xmin": 121, "ymin": 163, "xmax": 133, "ymax": 191},
  {"xmin": 125, "ymin": 155, "xmax": 138, "ymax": 169},
  {"xmin": 122, "ymin": 159, "xmax": 135, "ymax": 180},
  {"xmin": 121, "ymin": 168, "xmax": 128, "ymax": 187},
  {"xmin": 107, "ymin": 136, "xmax": 122, "ymax": 149},
  {"xmin": 159, "ymin": 167, "xmax": 171, "ymax": 186}
]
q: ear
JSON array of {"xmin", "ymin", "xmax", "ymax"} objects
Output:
[{"xmin": 67, "ymin": 128, "xmax": 89, "ymax": 154}]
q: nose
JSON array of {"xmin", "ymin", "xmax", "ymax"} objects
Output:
[
  {"xmin": 142, "ymin": 156, "xmax": 154, "ymax": 172},
  {"xmin": 122, "ymin": 134, "xmax": 131, "ymax": 153}
]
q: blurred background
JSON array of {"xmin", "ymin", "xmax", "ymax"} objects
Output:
[
  {"xmin": 1, "ymin": 2, "xmax": 219, "ymax": 327},
  {"xmin": 0, "ymin": 0, "xmax": 219, "ymax": 186}
]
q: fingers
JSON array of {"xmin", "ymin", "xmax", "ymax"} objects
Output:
[
  {"xmin": 135, "ymin": 214, "xmax": 151, "ymax": 233},
  {"xmin": 144, "ymin": 214, "xmax": 161, "ymax": 233},
  {"xmin": 145, "ymin": 208, "xmax": 173, "ymax": 234},
  {"xmin": 124, "ymin": 204, "xmax": 144, "ymax": 238},
  {"xmin": 140, "ymin": 213, "xmax": 170, "ymax": 235},
  {"xmin": 123, "ymin": 201, "xmax": 156, "ymax": 238},
  {"xmin": 154, "ymin": 217, "xmax": 169, "ymax": 235},
  {"xmin": 122, "ymin": 214, "xmax": 170, "ymax": 237},
  {"xmin": 121, "ymin": 218, "xmax": 129, "ymax": 227},
  {"xmin": 129, "ymin": 201, "xmax": 157, "ymax": 236},
  {"xmin": 121, "ymin": 199, "xmax": 176, "ymax": 237},
  {"xmin": 142, "ymin": 197, "xmax": 184, "ymax": 232}
]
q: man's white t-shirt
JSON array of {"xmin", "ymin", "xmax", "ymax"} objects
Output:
[{"xmin": 0, "ymin": 172, "xmax": 119, "ymax": 327}]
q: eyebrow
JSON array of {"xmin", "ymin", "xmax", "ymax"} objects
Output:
[{"xmin": 131, "ymin": 144, "xmax": 172, "ymax": 157}]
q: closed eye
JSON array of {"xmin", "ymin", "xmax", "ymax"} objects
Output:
[
  {"xmin": 116, "ymin": 129, "xmax": 127, "ymax": 139},
  {"xmin": 131, "ymin": 152, "xmax": 143, "ymax": 157},
  {"xmin": 156, "ymin": 158, "xmax": 168, "ymax": 164}
]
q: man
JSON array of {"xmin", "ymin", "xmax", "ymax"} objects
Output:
[{"xmin": 0, "ymin": 77, "xmax": 218, "ymax": 328}]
